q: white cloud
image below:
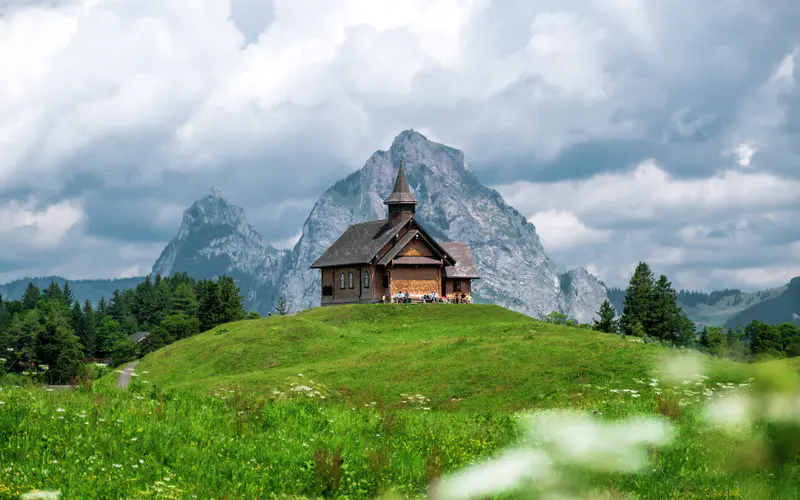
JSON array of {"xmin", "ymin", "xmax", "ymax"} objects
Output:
[
  {"xmin": 495, "ymin": 160, "xmax": 800, "ymax": 226},
  {"xmin": 0, "ymin": 0, "xmax": 798, "ymax": 292},
  {"xmin": 0, "ymin": 199, "xmax": 84, "ymax": 250},
  {"xmin": 529, "ymin": 210, "xmax": 610, "ymax": 251},
  {"xmin": 271, "ymin": 231, "xmax": 301, "ymax": 250}
]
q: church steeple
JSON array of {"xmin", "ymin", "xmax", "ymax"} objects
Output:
[{"xmin": 384, "ymin": 161, "xmax": 419, "ymax": 226}]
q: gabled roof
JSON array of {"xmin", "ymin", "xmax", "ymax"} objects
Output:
[
  {"xmin": 383, "ymin": 162, "xmax": 419, "ymax": 205},
  {"xmin": 310, "ymin": 220, "xmax": 401, "ymax": 268},
  {"xmin": 377, "ymin": 230, "xmax": 419, "ymax": 266},
  {"xmin": 441, "ymin": 242, "xmax": 481, "ymax": 279},
  {"xmin": 128, "ymin": 331, "xmax": 150, "ymax": 343}
]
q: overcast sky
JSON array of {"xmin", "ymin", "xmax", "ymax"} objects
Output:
[{"xmin": 1, "ymin": 0, "xmax": 799, "ymax": 292}]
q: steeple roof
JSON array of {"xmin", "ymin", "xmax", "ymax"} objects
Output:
[{"xmin": 383, "ymin": 161, "xmax": 420, "ymax": 205}]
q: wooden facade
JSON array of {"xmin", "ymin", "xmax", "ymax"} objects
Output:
[{"xmin": 311, "ymin": 162, "xmax": 480, "ymax": 305}]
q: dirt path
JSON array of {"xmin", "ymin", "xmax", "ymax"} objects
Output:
[{"xmin": 117, "ymin": 361, "xmax": 140, "ymax": 389}]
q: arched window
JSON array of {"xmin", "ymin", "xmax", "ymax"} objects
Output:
[
  {"xmin": 340, "ymin": 272, "xmax": 345, "ymax": 289},
  {"xmin": 364, "ymin": 271, "xmax": 370, "ymax": 288},
  {"xmin": 348, "ymin": 272, "xmax": 354, "ymax": 289}
]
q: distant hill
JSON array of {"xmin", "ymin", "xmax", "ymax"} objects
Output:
[
  {"xmin": 724, "ymin": 277, "xmax": 800, "ymax": 328},
  {"xmin": 606, "ymin": 281, "xmax": 792, "ymax": 329},
  {"xmin": 0, "ymin": 276, "xmax": 146, "ymax": 305},
  {"xmin": 136, "ymin": 303, "xmax": 751, "ymax": 411}
]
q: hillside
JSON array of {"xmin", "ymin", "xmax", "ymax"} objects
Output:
[
  {"xmin": 0, "ymin": 275, "xmax": 145, "ymax": 305},
  {"xmin": 724, "ymin": 277, "xmax": 800, "ymax": 328},
  {"xmin": 138, "ymin": 304, "xmax": 751, "ymax": 412},
  {"xmin": 607, "ymin": 283, "xmax": 791, "ymax": 328}
]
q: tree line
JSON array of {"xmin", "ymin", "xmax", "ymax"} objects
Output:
[
  {"xmin": 0, "ymin": 273, "xmax": 256, "ymax": 383},
  {"xmin": 591, "ymin": 262, "xmax": 800, "ymax": 360}
]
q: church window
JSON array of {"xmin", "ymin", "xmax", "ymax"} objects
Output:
[
  {"xmin": 453, "ymin": 280, "xmax": 462, "ymax": 292},
  {"xmin": 348, "ymin": 272, "xmax": 354, "ymax": 289},
  {"xmin": 364, "ymin": 271, "xmax": 370, "ymax": 288},
  {"xmin": 340, "ymin": 272, "xmax": 345, "ymax": 289}
]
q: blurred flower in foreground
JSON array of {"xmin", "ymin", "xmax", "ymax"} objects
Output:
[
  {"xmin": 434, "ymin": 411, "xmax": 674, "ymax": 499},
  {"xmin": 21, "ymin": 491, "xmax": 60, "ymax": 500}
]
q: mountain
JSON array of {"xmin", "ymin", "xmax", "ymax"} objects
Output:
[
  {"xmin": 724, "ymin": 277, "xmax": 800, "ymax": 328},
  {"xmin": 155, "ymin": 130, "xmax": 608, "ymax": 322},
  {"xmin": 607, "ymin": 281, "xmax": 792, "ymax": 329},
  {"xmin": 0, "ymin": 276, "xmax": 146, "ymax": 305},
  {"xmin": 151, "ymin": 188, "xmax": 286, "ymax": 312}
]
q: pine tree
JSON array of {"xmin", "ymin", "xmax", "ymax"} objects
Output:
[
  {"xmin": 198, "ymin": 281, "xmax": 222, "ymax": 332},
  {"xmin": 97, "ymin": 316, "xmax": 124, "ymax": 357},
  {"xmin": 169, "ymin": 283, "xmax": 199, "ymax": 318},
  {"xmin": 275, "ymin": 296, "xmax": 288, "ymax": 316},
  {"xmin": 619, "ymin": 262, "xmax": 655, "ymax": 337},
  {"xmin": 62, "ymin": 281, "xmax": 75, "ymax": 308},
  {"xmin": 107, "ymin": 289, "xmax": 124, "ymax": 322},
  {"xmin": 34, "ymin": 310, "xmax": 84, "ymax": 384},
  {"xmin": 82, "ymin": 300, "xmax": 97, "ymax": 356},
  {"xmin": 97, "ymin": 297, "xmax": 107, "ymax": 319},
  {"xmin": 218, "ymin": 276, "xmax": 246, "ymax": 323},
  {"xmin": 44, "ymin": 280, "xmax": 64, "ymax": 303},
  {"xmin": 594, "ymin": 299, "xmax": 617, "ymax": 333},
  {"xmin": 21, "ymin": 282, "xmax": 41, "ymax": 311},
  {"xmin": 71, "ymin": 301, "xmax": 93, "ymax": 356}
]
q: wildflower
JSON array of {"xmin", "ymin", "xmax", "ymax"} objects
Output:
[
  {"xmin": 112, "ymin": 464, "xmax": 122, "ymax": 468},
  {"xmin": 56, "ymin": 408, "xmax": 65, "ymax": 413},
  {"xmin": 21, "ymin": 491, "xmax": 60, "ymax": 500}
]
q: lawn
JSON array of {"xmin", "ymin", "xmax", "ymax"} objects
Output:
[
  {"xmin": 1, "ymin": 304, "xmax": 799, "ymax": 499},
  {"xmin": 137, "ymin": 304, "xmax": 754, "ymax": 412}
]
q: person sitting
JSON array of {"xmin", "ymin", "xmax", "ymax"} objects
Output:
[
  {"xmin": 381, "ymin": 295, "xmax": 386, "ymax": 304},
  {"xmin": 404, "ymin": 291, "xmax": 410, "ymax": 304}
]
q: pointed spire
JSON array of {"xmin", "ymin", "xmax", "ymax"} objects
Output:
[{"xmin": 384, "ymin": 160, "xmax": 420, "ymax": 205}]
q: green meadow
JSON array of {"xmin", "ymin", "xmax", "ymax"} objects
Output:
[{"xmin": 1, "ymin": 304, "xmax": 799, "ymax": 499}]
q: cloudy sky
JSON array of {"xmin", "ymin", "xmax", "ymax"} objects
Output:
[{"xmin": 1, "ymin": 0, "xmax": 799, "ymax": 292}]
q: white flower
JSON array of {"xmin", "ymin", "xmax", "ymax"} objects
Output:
[
  {"xmin": 56, "ymin": 408, "xmax": 65, "ymax": 413},
  {"xmin": 21, "ymin": 491, "xmax": 60, "ymax": 500}
]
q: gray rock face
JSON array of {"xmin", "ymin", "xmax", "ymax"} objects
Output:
[
  {"xmin": 276, "ymin": 130, "xmax": 606, "ymax": 321},
  {"xmin": 152, "ymin": 189, "xmax": 284, "ymax": 310},
  {"xmin": 153, "ymin": 131, "xmax": 607, "ymax": 321}
]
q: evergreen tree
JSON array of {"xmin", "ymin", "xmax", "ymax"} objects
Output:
[
  {"xmin": 107, "ymin": 289, "xmax": 124, "ymax": 322},
  {"xmin": 34, "ymin": 310, "xmax": 84, "ymax": 383},
  {"xmin": 169, "ymin": 282, "xmax": 199, "ymax": 318},
  {"xmin": 97, "ymin": 297, "xmax": 107, "ymax": 319},
  {"xmin": 21, "ymin": 282, "xmax": 41, "ymax": 311},
  {"xmin": 43, "ymin": 280, "xmax": 65, "ymax": 303},
  {"xmin": 82, "ymin": 299, "xmax": 97, "ymax": 356},
  {"xmin": 97, "ymin": 316, "xmax": 124, "ymax": 357},
  {"xmin": 594, "ymin": 299, "xmax": 617, "ymax": 333},
  {"xmin": 218, "ymin": 276, "xmax": 246, "ymax": 323},
  {"xmin": 275, "ymin": 295, "xmax": 288, "ymax": 316},
  {"xmin": 198, "ymin": 281, "xmax": 222, "ymax": 331},
  {"xmin": 619, "ymin": 262, "xmax": 655, "ymax": 337},
  {"xmin": 62, "ymin": 281, "xmax": 75, "ymax": 308},
  {"xmin": 161, "ymin": 314, "xmax": 200, "ymax": 341},
  {"xmin": 71, "ymin": 301, "xmax": 93, "ymax": 356},
  {"xmin": 746, "ymin": 321, "xmax": 783, "ymax": 358}
]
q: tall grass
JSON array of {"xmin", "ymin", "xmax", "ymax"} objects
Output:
[{"xmin": 1, "ymin": 355, "xmax": 798, "ymax": 499}]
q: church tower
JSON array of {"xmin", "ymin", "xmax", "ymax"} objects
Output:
[{"xmin": 384, "ymin": 161, "xmax": 419, "ymax": 228}]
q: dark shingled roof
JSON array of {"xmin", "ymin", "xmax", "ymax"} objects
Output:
[
  {"xmin": 441, "ymin": 242, "xmax": 481, "ymax": 279},
  {"xmin": 310, "ymin": 220, "xmax": 401, "ymax": 268},
  {"xmin": 128, "ymin": 331, "xmax": 150, "ymax": 344},
  {"xmin": 383, "ymin": 163, "xmax": 419, "ymax": 205}
]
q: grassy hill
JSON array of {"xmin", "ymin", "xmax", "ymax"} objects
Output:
[
  {"xmin": 139, "ymin": 304, "xmax": 752, "ymax": 412},
  {"xmin": 5, "ymin": 304, "xmax": 800, "ymax": 498}
]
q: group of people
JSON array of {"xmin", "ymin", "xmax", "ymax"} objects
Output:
[{"xmin": 381, "ymin": 290, "xmax": 473, "ymax": 304}]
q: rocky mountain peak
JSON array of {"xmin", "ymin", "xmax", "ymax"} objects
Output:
[{"xmin": 152, "ymin": 190, "xmax": 276, "ymax": 282}]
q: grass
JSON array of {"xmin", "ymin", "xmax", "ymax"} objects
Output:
[
  {"xmin": 137, "ymin": 304, "xmax": 754, "ymax": 412},
  {"xmin": 1, "ymin": 304, "xmax": 799, "ymax": 499}
]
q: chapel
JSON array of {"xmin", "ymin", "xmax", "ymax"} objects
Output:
[{"xmin": 310, "ymin": 162, "xmax": 480, "ymax": 305}]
